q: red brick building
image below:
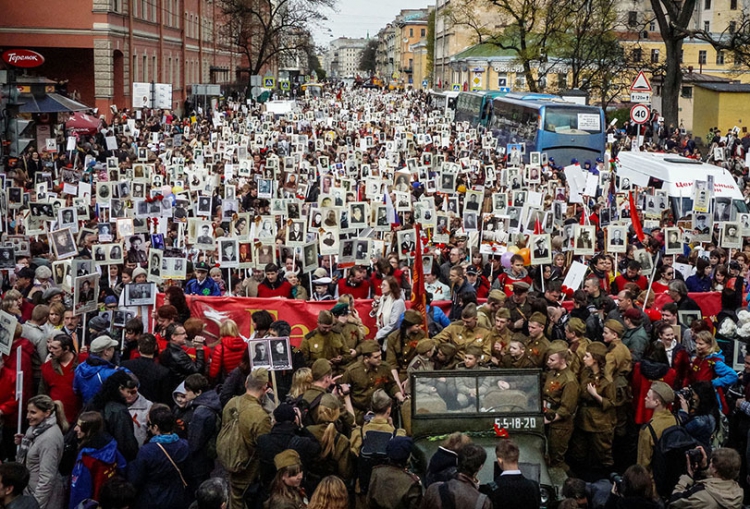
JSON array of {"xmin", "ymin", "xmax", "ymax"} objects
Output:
[{"xmin": 0, "ymin": 0, "xmax": 248, "ymax": 114}]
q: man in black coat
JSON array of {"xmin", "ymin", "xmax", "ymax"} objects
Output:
[
  {"xmin": 159, "ymin": 323, "xmax": 205, "ymax": 390},
  {"xmin": 121, "ymin": 334, "xmax": 171, "ymax": 405},
  {"xmin": 484, "ymin": 439, "xmax": 540, "ymax": 509}
]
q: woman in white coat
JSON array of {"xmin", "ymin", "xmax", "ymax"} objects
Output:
[
  {"xmin": 15, "ymin": 395, "xmax": 67, "ymax": 509},
  {"xmin": 373, "ymin": 275, "xmax": 406, "ymax": 349}
]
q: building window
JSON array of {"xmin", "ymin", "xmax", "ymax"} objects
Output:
[
  {"xmin": 649, "ymin": 20, "xmax": 656, "ymax": 31},
  {"xmin": 704, "ymin": 0, "xmax": 710, "ymax": 8},
  {"xmin": 651, "ymin": 49, "xmax": 660, "ymax": 63},
  {"xmin": 515, "ymin": 75, "xmax": 526, "ymax": 87},
  {"xmin": 176, "ymin": 58, "xmax": 180, "ymax": 88},
  {"xmin": 557, "ymin": 73, "xmax": 567, "ymax": 89},
  {"xmin": 143, "ymin": 55, "xmax": 148, "ymax": 81},
  {"xmin": 628, "ymin": 11, "xmax": 638, "ymax": 26},
  {"xmin": 132, "ymin": 53, "xmax": 138, "ymax": 83},
  {"xmin": 699, "ymin": 50, "xmax": 707, "ymax": 64},
  {"xmin": 153, "ymin": 56, "xmax": 157, "ymax": 81},
  {"xmin": 112, "ymin": 0, "xmax": 121, "ymax": 12},
  {"xmin": 681, "ymin": 86, "xmax": 693, "ymax": 98},
  {"xmin": 142, "ymin": 0, "xmax": 147, "ymax": 19},
  {"xmin": 421, "ymin": 28, "xmax": 426, "ymax": 37},
  {"xmin": 168, "ymin": 57, "xmax": 172, "ymax": 83},
  {"xmin": 132, "ymin": 0, "xmax": 137, "ymax": 17},
  {"xmin": 704, "ymin": 21, "xmax": 710, "ymax": 32},
  {"xmin": 409, "ymin": 28, "xmax": 413, "ymax": 37},
  {"xmin": 716, "ymin": 50, "xmax": 725, "ymax": 64},
  {"xmin": 632, "ymin": 48, "xmax": 642, "ymax": 62},
  {"xmin": 731, "ymin": 0, "xmax": 738, "ymax": 9}
]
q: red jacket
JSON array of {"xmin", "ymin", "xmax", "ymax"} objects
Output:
[
  {"xmin": 631, "ymin": 361, "xmax": 676, "ymax": 425},
  {"xmin": 337, "ymin": 278, "xmax": 371, "ymax": 300},
  {"xmin": 495, "ymin": 271, "xmax": 533, "ymax": 297},
  {"xmin": 257, "ymin": 280, "xmax": 292, "ymax": 298},
  {"xmin": 209, "ymin": 336, "xmax": 247, "ymax": 382},
  {"xmin": 472, "ymin": 275, "xmax": 491, "ymax": 299},
  {"xmin": 40, "ymin": 357, "xmax": 81, "ymax": 425},
  {"xmin": 0, "ymin": 339, "xmax": 34, "ymax": 425}
]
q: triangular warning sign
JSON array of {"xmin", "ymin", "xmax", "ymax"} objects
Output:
[{"xmin": 630, "ymin": 71, "xmax": 652, "ymax": 92}]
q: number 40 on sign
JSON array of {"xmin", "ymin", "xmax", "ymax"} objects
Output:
[{"xmin": 630, "ymin": 104, "xmax": 650, "ymax": 125}]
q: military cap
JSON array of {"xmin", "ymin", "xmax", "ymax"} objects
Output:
[
  {"xmin": 587, "ymin": 342, "xmax": 608, "ymax": 357},
  {"xmin": 496, "ymin": 308, "xmax": 511, "ymax": 319},
  {"xmin": 567, "ymin": 317, "xmax": 586, "ymax": 337},
  {"xmin": 311, "ymin": 359, "xmax": 332, "ymax": 381},
  {"xmin": 438, "ymin": 342, "xmax": 457, "ymax": 357},
  {"xmin": 402, "ymin": 309, "xmax": 423, "ymax": 326},
  {"xmin": 603, "ymin": 319, "xmax": 625, "ymax": 336},
  {"xmin": 416, "ymin": 339, "xmax": 435, "ymax": 355},
  {"xmin": 274, "ymin": 449, "xmax": 302, "ymax": 470},
  {"xmin": 465, "ymin": 345, "xmax": 484, "ymax": 358},
  {"xmin": 650, "ymin": 381, "xmax": 675, "ymax": 405},
  {"xmin": 529, "ymin": 312, "xmax": 547, "ymax": 326},
  {"xmin": 250, "ymin": 367, "xmax": 269, "ymax": 384},
  {"xmin": 359, "ymin": 340, "xmax": 380, "ymax": 355},
  {"xmin": 512, "ymin": 281, "xmax": 531, "ymax": 292},
  {"xmin": 331, "ymin": 303, "xmax": 349, "ymax": 317},
  {"xmin": 488, "ymin": 289, "xmax": 507, "ymax": 303},
  {"xmin": 317, "ymin": 310, "xmax": 334, "ymax": 325},
  {"xmin": 548, "ymin": 340, "xmax": 569, "ymax": 356}
]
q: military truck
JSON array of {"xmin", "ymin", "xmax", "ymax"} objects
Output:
[{"xmin": 409, "ymin": 369, "xmax": 565, "ymax": 507}]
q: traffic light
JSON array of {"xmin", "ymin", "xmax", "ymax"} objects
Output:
[{"xmin": 8, "ymin": 119, "xmax": 34, "ymax": 157}]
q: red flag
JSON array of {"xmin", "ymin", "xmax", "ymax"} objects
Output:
[
  {"xmin": 411, "ymin": 223, "xmax": 428, "ymax": 332},
  {"xmin": 534, "ymin": 216, "xmax": 543, "ymax": 234},
  {"xmin": 629, "ymin": 191, "xmax": 645, "ymax": 242}
]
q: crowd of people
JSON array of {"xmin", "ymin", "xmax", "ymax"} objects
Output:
[{"xmin": 0, "ymin": 83, "xmax": 750, "ymax": 509}]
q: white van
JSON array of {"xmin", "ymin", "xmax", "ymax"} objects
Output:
[{"xmin": 616, "ymin": 152, "xmax": 747, "ymax": 219}]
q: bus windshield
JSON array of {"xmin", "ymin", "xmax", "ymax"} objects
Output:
[{"xmin": 543, "ymin": 106, "xmax": 603, "ymax": 135}]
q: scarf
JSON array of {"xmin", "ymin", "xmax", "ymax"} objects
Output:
[
  {"xmin": 17, "ymin": 414, "xmax": 57, "ymax": 465},
  {"xmin": 151, "ymin": 433, "xmax": 180, "ymax": 445}
]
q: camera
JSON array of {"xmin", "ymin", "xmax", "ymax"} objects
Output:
[
  {"xmin": 609, "ymin": 473, "xmax": 624, "ymax": 494},
  {"xmin": 677, "ymin": 387, "xmax": 693, "ymax": 402},
  {"xmin": 687, "ymin": 448, "xmax": 703, "ymax": 466}
]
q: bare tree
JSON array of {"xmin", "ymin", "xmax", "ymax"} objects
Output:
[
  {"xmin": 220, "ymin": 0, "xmax": 336, "ymax": 77},
  {"xmin": 359, "ymin": 39, "xmax": 378, "ymax": 75}
]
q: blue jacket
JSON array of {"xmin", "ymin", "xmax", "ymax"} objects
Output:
[
  {"xmin": 185, "ymin": 390, "xmax": 222, "ymax": 478},
  {"xmin": 74, "ymin": 356, "xmax": 127, "ymax": 404},
  {"xmin": 706, "ymin": 352, "xmax": 738, "ymax": 390},
  {"xmin": 685, "ymin": 274, "xmax": 712, "ymax": 293},
  {"xmin": 184, "ymin": 277, "xmax": 221, "ymax": 296},
  {"xmin": 397, "ymin": 305, "xmax": 450, "ymax": 330},
  {"xmin": 69, "ymin": 433, "xmax": 127, "ymax": 509},
  {"xmin": 128, "ymin": 435, "xmax": 190, "ymax": 509}
]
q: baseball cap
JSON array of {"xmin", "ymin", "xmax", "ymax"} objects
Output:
[{"xmin": 90, "ymin": 336, "xmax": 119, "ymax": 353}]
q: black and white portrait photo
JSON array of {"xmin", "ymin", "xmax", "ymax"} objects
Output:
[{"xmin": 50, "ymin": 228, "xmax": 78, "ymax": 260}]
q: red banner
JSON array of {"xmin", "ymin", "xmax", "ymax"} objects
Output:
[{"xmin": 173, "ymin": 292, "xmax": 722, "ymax": 347}]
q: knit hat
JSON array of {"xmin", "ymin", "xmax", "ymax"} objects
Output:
[
  {"xmin": 386, "ymin": 436, "xmax": 413, "ymax": 464},
  {"xmin": 273, "ymin": 404, "xmax": 297, "ymax": 423},
  {"xmin": 402, "ymin": 310, "xmax": 423, "ymax": 326},
  {"xmin": 587, "ymin": 342, "xmax": 608, "ymax": 357},
  {"xmin": 132, "ymin": 267, "xmax": 147, "ymax": 278},
  {"xmin": 311, "ymin": 359, "xmax": 332, "ymax": 381},
  {"xmin": 274, "ymin": 449, "xmax": 302, "ymax": 470},
  {"xmin": 416, "ymin": 339, "xmax": 435, "ymax": 355},
  {"xmin": 567, "ymin": 317, "xmax": 586, "ymax": 337},
  {"xmin": 496, "ymin": 308, "xmax": 511, "ymax": 319},
  {"xmin": 650, "ymin": 381, "xmax": 675, "ymax": 405},
  {"xmin": 529, "ymin": 312, "xmax": 547, "ymax": 326},
  {"xmin": 603, "ymin": 319, "xmax": 625, "ymax": 336},
  {"xmin": 317, "ymin": 310, "xmax": 334, "ymax": 325},
  {"xmin": 104, "ymin": 295, "xmax": 118, "ymax": 305},
  {"xmin": 359, "ymin": 340, "xmax": 380, "ymax": 355},
  {"xmin": 35, "ymin": 266, "xmax": 52, "ymax": 279}
]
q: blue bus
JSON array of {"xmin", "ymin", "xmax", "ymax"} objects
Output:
[
  {"xmin": 489, "ymin": 93, "xmax": 606, "ymax": 164},
  {"xmin": 454, "ymin": 91, "xmax": 509, "ymax": 127}
]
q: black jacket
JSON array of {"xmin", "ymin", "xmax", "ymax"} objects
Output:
[
  {"xmin": 486, "ymin": 473, "xmax": 540, "ymax": 509},
  {"xmin": 184, "ymin": 390, "xmax": 222, "ymax": 478},
  {"xmin": 159, "ymin": 342, "xmax": 205, "ymax": 389},
  {"xmin": 256, "ymin": 421, "xmax": 321, "ymax": 489},
  {"xmin": 219, "ymin": 367, "xmax": 248, "ymax": 408},
  {"xmin": 122, "ymin": 356, "xmax": 172, "ymax": 406},
  {"xmin": 103, "ymin": 400, "xmax": 139, "ymax": 462}
]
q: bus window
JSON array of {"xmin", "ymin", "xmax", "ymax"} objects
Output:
[{"xmin": 543, "ymin": 107, "xmax": 602, "ymax": 135}]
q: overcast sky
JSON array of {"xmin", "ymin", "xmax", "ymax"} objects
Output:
[{"xmin": 312, "ymin": 0, "xmax": 432, "ymax": 46}]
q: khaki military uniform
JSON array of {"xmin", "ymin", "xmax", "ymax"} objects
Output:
[
  {"xmin": 568, "ymin": 338, "xmax": 591, "ymax": 378},
  {"xmin": 477, "ymin": 304, "xmax": 495, "ymax": 330},
  {"xmin": 300, "ymin": 385, "xmax": 355, "ymax": 432},
  {"xmin": 341, "ymin": 359, "xmax": 402, "ymax": 425},
  {"xmin": 570, "ymin": 368, "xmax": 616, "ymax": 469},
  {"xmin": 300, "ymin": 329, "xmax": 351, "ymax": 373},
  {"xmin": 306, "ymin": 423, "xmax": 353, "ymax": 482},
  {"xmin": 525, "ymin": 335, "xmax": 551, "ymax": 368},
  {"xmin": 367, "ymin": 464, "xmax": 423, "ymax": 509},
  {"xmin": 606, "ymin": 339, "xmax": 633, "ymax": 437},
  {"xmin": 637, "ymin": 408, "xmax": 677, "ymax": 472},
  {"xmin": 335, "ymin": 321, "xmax": 365, "ymax": 367},
  {"xmin": 487, "ymin": 327, "xmax": 512, "ymax": 366},
  {"xmin": 543, "ymin": 367, "xmax": 579, "ymax": 470},
  {"xmin": 500, "ymin": 354, "xmax": 536, "ymax": 369},
  {"xmin": 433, "ymin": 323, "xmax": 491, "ymax": 361},
  {"xmin": 505, "ymin": 299, "xmax": 532, "ymax": 333},
  {"xmin": 223, "ymin": 393, "xmax": 272, "ymax": 509},
  {"xmin": 385, "ymin": 329, "xmax": 427, "ymax": 382}
]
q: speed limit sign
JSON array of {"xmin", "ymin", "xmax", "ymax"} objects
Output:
[{"xmin": 630, "ymin": 104, "xmax": 650, "ymax": 124}]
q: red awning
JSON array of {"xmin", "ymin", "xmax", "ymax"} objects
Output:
[{"xmin": 66, "ymin": 112, "xmax": 100, "ymax": 135}]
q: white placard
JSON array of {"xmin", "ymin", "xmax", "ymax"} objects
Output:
[
  {"xmin": 562, "ymin": 261, "xmax": 589, "ymax": 292},
  {"xmin": 105, "ymin": 136, "xmax": 117, "ymax": 151},
  {"xmin": 66, "ymin": 136, "xmax": 76, "ymax": 151},
  {"xmin": 578, "ymin": 114, "xmax": 601, "ymax": 131},
  {"xmin": 45, "ymin": 138, "xmax": 57, "ymax": 152}
]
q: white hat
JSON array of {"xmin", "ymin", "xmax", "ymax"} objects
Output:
[{"xmin": 313, "ymin": 277, "xmax": 333, "ymax": 285}]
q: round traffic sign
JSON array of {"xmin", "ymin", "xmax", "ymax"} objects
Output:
[{"xmin": 630, "ymin": 104, "xmax": 650, "ymax": 125}]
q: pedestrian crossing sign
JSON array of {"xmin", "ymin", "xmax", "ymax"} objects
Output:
[
  {"xmin": 280, "ymin": 80, "xmax": 290, "ymax": 90},
  {"xmin": 263, "ymin": 77, "xmax": 275, "ymax": 88},
  {"xmin": 452, "ymin": 84, "xmax": 460, "ymax": 91}
]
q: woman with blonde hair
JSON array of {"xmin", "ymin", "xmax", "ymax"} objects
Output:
[
  {"xmin": 14, "ymin": 395, "xmax": 67, "ymax": 509},
  {"xmin": 47, "ymin": 301, "xmax": 65, "ymax": 330},
  {"xmin": 685, "ymin": 330, "xmax": 737, "ymax": 413},
  {"xmin": 287, "ymin": 367, "xmax": 313, "ymax": 400},
  {"xmin": 208, "ymin": 319, "xmax": 247, "ymax": 383},
  {"xmin": 308, "ymin": 475, "xmax": 349, "ymax": 509},
  {"xmin": 305, "ymin": 394, "xmax": 352, "ymax": 492}
]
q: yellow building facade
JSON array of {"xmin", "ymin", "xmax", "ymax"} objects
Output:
[{"xmin": 692, "ymin": 83, "xmax": 750, "ymax": 141}]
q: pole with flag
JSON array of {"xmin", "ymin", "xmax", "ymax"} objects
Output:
[
  {"xmin": 411, "ymin": 223, "xmax": 428, "ymax": 333},
  {"xmin": 628, "ymin": 190, "xmax": 645, "ymax": 243}
]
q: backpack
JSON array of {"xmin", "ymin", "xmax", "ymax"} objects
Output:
[
  {"xmin": 216, "ymin": 399, "xmax": 252, "ymax": 473},
  {"xmin": 427, "ymin": 307, "xmax": 443, "ymax": 337},
  {"xmin": 357, "ymin": 428, "xmax": 397, "ymax": 494},
  {"xmin": 289, "ymin": 391, "xmax": 324, "ymax": 427},
  {"xmin": 648, "ymin": 422, "xmax": 698, "ymax": 499}
]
